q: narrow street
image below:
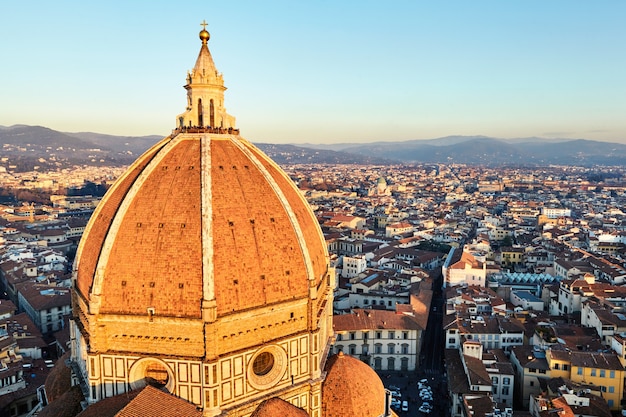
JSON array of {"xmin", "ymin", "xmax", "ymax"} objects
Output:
[{"xmin": 381, "ymin": 269, "xmax": 448, "ymax": 416}]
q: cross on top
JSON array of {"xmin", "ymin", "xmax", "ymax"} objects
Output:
[{"xmin": 201, "ymin": 20, "xmax": 208, "ymax": 30}]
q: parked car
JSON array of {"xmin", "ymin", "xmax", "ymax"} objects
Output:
[
  {"xmin": 401, "ymin": 401, "xmax": 409, "ymax": 412},
  {"xmin": 419, "ymin": 403, "xmax": 433, "ymax": 414}
]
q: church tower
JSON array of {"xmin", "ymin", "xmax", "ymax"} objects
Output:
[{"xmin": 69, "ymin": 22, "xmax": 334, "ymax": 417}]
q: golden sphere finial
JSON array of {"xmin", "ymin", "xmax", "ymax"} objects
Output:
[{"xmin": 199, "ymin": 20, "xmax": 210, "ymax": 44}]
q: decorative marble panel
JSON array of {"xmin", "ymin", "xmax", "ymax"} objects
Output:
[
  {"xmin": 102, "ymin": 357, "xmax": 114, "ymax": 378},
  {"xmin": 221, "ymin": 358, "xmax": 231, "ymax": 379},
  {"xmin": 190, "ymin": 363, "xmax": 201, "ymax": 384},
  {"xmin": 115, "ymin": 358, "xmax": 125, "ymax": 378},
  {"xmin": 234, "ymin": 377, "xmax": 244, "ymax": 397},
  {"xmin": 179, "ymin": 363, "xmax": 189, "ymax": 383},
  {"xmin": 221, "ymin": 381, "xmax": 232, "ymax": 401},
  {"xmin": 234, "ymin": 356, "xmax": 243, "ymax": 376}
]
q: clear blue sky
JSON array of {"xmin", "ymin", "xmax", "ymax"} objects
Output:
[{"xmin": 2, "ymin": 1, "xmax": 625, "ymax": 144}]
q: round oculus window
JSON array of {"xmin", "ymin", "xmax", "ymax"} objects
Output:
[
  {"xmin": 129, "ymin": 358, "xmax": 175, "ymax": 392},
  {"xmin": 248, "ymin": 345, "xmax": 287, "ymax": 390},
  {"xmin": 253, "ymin": 351, "xmax": 275, "ymax": 376}
]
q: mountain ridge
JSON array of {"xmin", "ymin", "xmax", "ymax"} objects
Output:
[{"xmin": 1, "ymin": 125, "xmax": 625, "ymax": 169}]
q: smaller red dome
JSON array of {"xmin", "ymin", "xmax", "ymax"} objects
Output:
[
  {"xmin": 322, "ymin": 352, "xmax": 387, "ymax": 417},
  {"xmin": 251, "ymin": 397, "xmax": 310, "ymax": 417}
]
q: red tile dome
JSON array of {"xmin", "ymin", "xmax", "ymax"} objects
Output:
[
  {"xmin": 322, "ymin": 352, "xmax": 388, "ymax": 417},
  {"xmin": 74, "ymin": 134, "xmax": 328, "ymax": 319}
]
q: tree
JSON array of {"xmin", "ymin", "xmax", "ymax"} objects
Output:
[{"xmin": 501, "ymin": 235, "xmax": 513, "ymax": 247}]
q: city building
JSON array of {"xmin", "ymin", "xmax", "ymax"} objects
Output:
[
  {"xmin": 509, "ymin": 345, "xmax": 550, "ymax": 409},
  {"xmin": 443, "ymin": 249, "xmax": 487, "ymax": 287},
  {"xmin": 332, "ymin": 307, "xmax": 424, "ymax": 371},
  {"xmin": 546, "ymin": 347, "xmax": 625, "ymax": 411},
  {"xmin": 445, "ymin": 340, "xmax": 506, "ymax": 417}
]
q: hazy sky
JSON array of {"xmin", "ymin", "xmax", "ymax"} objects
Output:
[{"xmin": 2, "ymin": 1, "xmax": 625, "ymax": 144}]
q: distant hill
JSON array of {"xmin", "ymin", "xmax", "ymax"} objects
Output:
[
  {"xmin": 254, "ymin": 143, "xmax": 395, "ymax": 165},
  {"xmin": 306, "ymin": 135, "xmax": 626, "ymax": 166},
  {"xmin": 0, "ymin": 125, "xmax": 395, "ymax": 170},
  {"xmin": 1, "ymin": 125, "xmax": 625, "ymax": 169},
  {"xmin": 0, "ymin": 125, "xmax": 162, "ymax": 171}
]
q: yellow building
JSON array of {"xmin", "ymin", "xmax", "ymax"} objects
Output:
[
  {"xmin": 499, "ymin": 247, "xmax": 525, "ymax": 269},
  {"xmin": 547, "ymin": 348, "xmax": 625, "ymax": 410}
]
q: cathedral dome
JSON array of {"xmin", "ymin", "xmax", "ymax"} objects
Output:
[
  {"xmin": 72, "ymin": 26, "xmax": 331, "ymax": 362},
  {"xmin": 70, "ymin": 24, "xmax": 334, "ymax": 416},
  {"xmin": 74, "ymin": 133, "xmax": 328, "ymax": 319},
  {"xmin": 321, "ymin": 352, "xmax": 388, "ymax": 417}
]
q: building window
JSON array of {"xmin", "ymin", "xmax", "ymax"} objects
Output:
[
  {"xmin": 335, "ymin": 345, "xmax": 343, "ymax": 353},
  {"xmin": 503, "ymin": 377, "xmax": 510, "ymax": 385},
  {"xmin": 529, "ymin": 368, "xmax": 536, "ymax": 373},
  {"xmin": 401, "ymin": 344, "xmax": 409, "ymax": 354},
  {"xmin": 609, "ymin": 386, "xmax": 615, "ymax": 393},
  {"xmin": 530, "ymin": 381, "xmax": 534, "ymax": 387},
  {"xmin": 538, "ymin": 369, "xmax": 546, "ymax": 374},
  {"xmin": 376, "ymin": 331, "xmax": 382, "ymax": 339},
  {"xmin": 600, "ymin": 369, "xmax": 605, "ymax": 377},
  {"xmin": 448, "ymin": 338, "xmax": 455, "ymax": 344},
  {"xmin": 387, "ymin": 357, "xmax": 395, "ymax": 370},
  {"xmin": 375, "ymin": 344, "xmax": 382, "ymax": 354},
  {"xmin": 349, "ymin": 344, "xmax": 356, "ymax": 355},
  {"xmin": 363, "ymin": 332, "xmax": 368, "ymax": 340},
  {"xmin": 252, "ymin": 353, "xmax": 274, "ymax": 377},
  {"xmin": 610, "ymin": 370, "xmax": 615, "ymax": 378},
  {"xmin": 591, "ymin": 368, "xmax": 596, "ymax": 377},
  {"xmin": 502, "ymin": 387, "xmax": 509, "ymax": 395},
  {"xmin": 577, "ymin": 367, "xmax": 583, "ymax": 375},
  {"xmin": 388, "ymin": 344, "xmax": 395, "ymax": 354},
  {"xmin": 562, "ymin": 364, "xmax": 568, "ymax": 371},
  {"xmin": 609, "ymin": 400, "xmax": 614, "ymax": 408},
  {"xmin": 389, "ymin": 331, "xmax": 395, "ymax": 339},
  {"xmin": 403, "ymin": 332, "xmax": 408, "ymax": 339},
  {"xmin": 337, "ymin": 334, "xmax": 343, "ymax": 341},
  {"xmin": 553, "ymin": 363, "xmax": 559, "ymax": 370}
]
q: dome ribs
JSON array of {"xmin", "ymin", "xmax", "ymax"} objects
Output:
[
  {"xmin": 76, "ymin": 134, "xmax": 329, "ymax": 321},
  {"xmin": 98, "ymin": 138, "xmax": 203, "ymax": 318},
  {"xmin": 75, "ymin": 139, "xmax": 169, "ymax": 299},
  {"xmin": 211, "ymin": 139, "xmax": 310, "ymax": 315},
  {"xmin": 246, "ymin": 144, "xmax": 329, "ymax": 286}
]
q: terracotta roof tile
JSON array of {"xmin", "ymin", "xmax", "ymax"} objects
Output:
[
  {"xmin": 322, "ymin": 352, "xmax": 386, "ymax": 417},
  {"xmin": 115, "ymin": 386, "xmax": 202, "ymax": 417},
  {"xmin": 251, "ymin": 397, "xmax": 309, "ymax": 417},
  {"xmin": 75, "ymin": 133, "xmax": 329, "ymax": 319}
]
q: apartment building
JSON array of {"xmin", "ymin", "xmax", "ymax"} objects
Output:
[
  {"xmin": 547, "ymin": 347, "xmax": 624, "ymax": 411},
  {"xmin": 333, "ymin": 307, "xmax": 424, "ymax": 371}
]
